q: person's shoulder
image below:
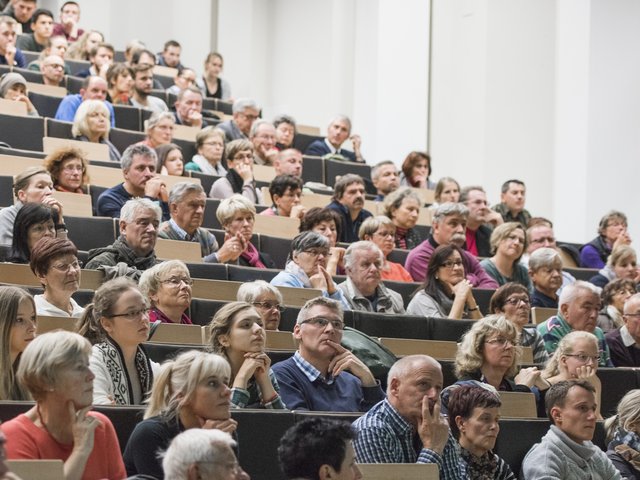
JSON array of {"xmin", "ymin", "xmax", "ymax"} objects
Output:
[{"xmin": 271, "ymin": 355, "xmax": 296, "ymax": 373}]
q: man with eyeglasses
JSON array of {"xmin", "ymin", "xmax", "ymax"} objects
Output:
[
  {"xmin": 39, "ymin": 54, "xmax": 65, "ymax": 87},
  {"xmin": 250, "ymin": 120, "xmax": 278, "ymax": 166},
  {"xmin": 459, "ymin": 185, "xmax": 503, "ymax": 258},
  {"xmin": 529, "ymin": 247, "xmax": 564, "ymax": 309},
  {"xmin": 218, "ymin": 97, "xmax": 260, "ymax": 142},
  {"xmin": 606, "ymin": 293, "xmax": 640, "ymax": 367},
  {"xmin": 537, "ymin": 281, "xmax": 613, "ymax": 367},
  {"xmin": 272, "ymin": 296, "xmax": 384, "ymax": 412}
]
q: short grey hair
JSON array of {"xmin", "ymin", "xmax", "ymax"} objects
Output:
[
  {"xmin": 72, "ymin": 99, "xmax": 110, "ymax": 139},
  {"xmin": 290, "ymin": 231, "xmax": 329, "ymax": 257},
  {"xmin": 529, "ymin": 247, "xmax": 562, "ymax": 271},
  {"xmin": 237, "ymin": 280, "xmax": 283, "ymax": 304},
  {"xmin": 121, "ymin": 143, "xmax": 157, "ymax": 171},
  {"xmin": 162, "ymin": 429, "xmax": 237, "ymax": 480},
  {"xmin": 382, "ymin": 187, "xmax": 422, "ymax": 218},
  {"xmin": 249, "ymin": 119, "xmax": 275, "ymax": 139},
  {"xmin": 120, "ymin": 197, "xmax": 162, "ymax": 223},
  {"xmin": 144, "ymin": 111, "xmax": 175, "ymax": 134},
  {"xmin": 370, "ymin": 160, "xmax": 396, "ymax": 182},
  {"xmin": 558, "ymin": 280, "xmax": 601, "ymax": 313},
  {"xmin": 328, "ymin": 114, "xmax": 351, "ymax": 133},
  {"xmin": 139, "ymin": 259, "xmax": 190, "ymax": 302},
  {"xmin": 216, "ymin": 194, "xmax": 256, "ymax": 227},
  {"xmin": 432, "ymin": 202, "xmax": 469, "ymax": 224},
  {"xmin": 343, "ymin": 240, "xmax": 383, "ymax": 270},
  {"xmin": 358, "ymin": 215, "xmax": 396, "ymax": 240},
  {"xmin": 232, "ymin": 97, "xmax": 259, "ymax": 114},
  {"xmin": 168, "ymin": 182, "xmax": 205, "ymax": 205},
  {"xmin": 296, "ymin": 296, "xmax": 343, "ymax": 325},
  {"xmin": 459, "ymin": 185, "xmax": 486, "ymax": 204}
]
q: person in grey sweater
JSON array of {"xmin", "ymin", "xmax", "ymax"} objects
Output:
[{"xmin": 521, "ymin": 379, "xmax": 621, "ymax": 479}]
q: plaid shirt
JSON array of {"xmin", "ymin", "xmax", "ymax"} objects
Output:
[
  {"xmin": 352, "ymin": 398, "xmax": 462, "ymax": 480},
  {"xmin": 292, "ymin": 351, "xmax": 335, "ymax": 384}
]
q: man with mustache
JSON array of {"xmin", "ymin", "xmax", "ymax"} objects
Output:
[
  {"xmin": 405, "ymin": 203, "xmax": 498, "ymax": 288},
  {"xmin": 352, "ymin": 355, "xmax": 463, "ymax": 479},
  {"xmin": 327, "ymin": 174, "xmax": 373, "ymax": 244}
]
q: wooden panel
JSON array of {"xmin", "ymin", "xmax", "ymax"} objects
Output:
[
  {"xmin": 27, "ymin": 81, "xmax": 67, "ymax": 97},
  {"xmin": 253, "ymin": 164, "xmax": 276, "ymax": 183},
  {"xmin": 191, "ymin": 278, "xmax": 242, "ymax": 301},
  {"xmin": 411, "ymin": 187, "xmax": 435, "ymax": 205},
  {"xmin": 531, "ymin": 307, "xmax": 556, "ymax": 325},
  {"xmin": 521, "ymin": 346, "xmax": 534, "ymax": 364},
  {"xmin": 0, "ymin": 262, "xmax": 39, "ymax": 286},
  {"xmin": 0, "ymin": 98, "xmax": 28, "ymax": 116},
  {"xmin": 43, "ymin": 136, "xmax": 110, "ymax": 162},
  {"xmin": 0, "ymin": 154, "xmax": 43, "ymax": 176},
  {"xmin": 266, "ymin": 330, "xmax": 296, "ymax": 350},
  {"xmin": 155, "ymin": 238, "xmax": 202, "ymax": 263},
  {"xmin": 358, "ymin": 464, "xmax": 438, "ymax": 480},
  {"xmin": 379, "ymin": 338, "xmax": 458, "ymax": 360},
  {"xmin": 79, "ymin": 269, "xmax": 105, "ymax": 290},
  {"xmin": 300, "ymin": 192, "xmax": 333, "ymax": 209},
  {"xmin": 51, "ymin": 191, "xmax": 93, "ymax": 217},
  {"xmin": 147, "ymin": 322, "xmax": 206, "ymax": 345},
  {"xmin": 296, "ymin": 124, "xmax": 321, "ymax": 136},
  {"xmin": 499, "ymin": 391, "xmax": 537, "ymax": 418},
  {"xmin": 559, "ymin": 248, "xmax": 578, "ymax": 268},
  {"xmin": 364, "ymin": 199, "xmax": 381, "ymax": 215},
  {"xmin": 278, "ymin": 286, "xmax": 323, "ymax": 307},
  {"xmin": 7, "ymin": 460, "xmax": 64, "ymax": 480},
  {"xmin": 36, "ymin": 315, "xmax": 77, "ymax": 334},
  {"xmin": 253, "ymin": 214, "xmax": 300, "ymax": 239},
  {"xmin": 153, "ymin": 65, "xmax": 178, "ymax": 78},
  {"xmin": 86, "ymin": 164, "xmax": 124, "ymax": 188},
  {"xmin": 418, "ymin": 207, "xmax": 433, "ymax": 226},
  {"xmin": 172, "ymin": 124, "xmax": 199, "ymax": 142}
]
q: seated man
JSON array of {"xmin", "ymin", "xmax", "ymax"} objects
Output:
[
  {"xmin": 521, "ymin": 380, "xmax": 621, "ymax": 479},
  {"xmin": 405, "ymin": 202, "xmax": 499, "ymax": 288},
  {"xmin": 0, "ymin": 16, "xmax": 26, "ymax": 68},
  {"xmin": 15, "ymin": 8, "xmax": 53, "ymax": 53},
  {"xmin": 156, "ymin": 39, "xmax": 182, "ymax": 69},
  {"xmin": 250, "ymin": 119, "xmax": 278, "ymax": 166},
  {"xmin": 217, "ymin": 97, "xmax": 259, "ymax": 142},
  {"xmin": 492, "ymin": 179, "xmax": 531, "ymax": 227},
  {"xmin": 39, "ymin": 54, "xmax": 65, "ymax": 87},
  {"xmin": 529, "ymin": 247, "xmax": 564, "ymax": 308},
  {"xmin": 166, "ymin": 66, "xmax": 196, "ymax": 96},
  {"xmin": 338, "ymin": 241, "xmax": 404, "ymax": 313},
  {"xmin": 96, "ymin": 144, "xmax": 170, "ymax": 220},
  {"xmin": 173, "ymin": 86, "xmax": 210, "ymax": 129},
  {"xmin": 85, "ymin": 198, "xmax": 161, "ymax": 275},
  {"xmin": 537, "ymin": 281, "xmax": 613, "ymax": 366},
  {"xmin": 158, "ymin": 181, "xmax": 244, "ymax": 263},
  {"xmin": 52, "ymin": 1, "xmax": 84, "ymax": 42},
  {"xmin": 606, "ymin": 293, "xmax": 640, "ymax": 367},
  {"xmin": 3, "ymin": 0, "xmax": 35, "ymax": 34},
  {"xmin": 130, "ymin": 63, "xmax": 168, "ymax": 114},
  {"xmin": 75, "ymin": 42, "xmax": 114, "ymax": 78},
  {"xmin": 327, "ymin": 174, "xmax": 373, "ymax": 244},
  {"xmin": 273, "ymin": 148, "xmax": 302, "ymax": 177},
  {"xmin": 353, "ymin": 355, "xmax": 462, "ymax": 477},
  {"xmin": 272, "ymin": 297, "xmax": 385, "ymax": 412},
  {"xmin": 278, "ymin": 417, "xmax": 361, "ymax": 480},
  {"xmin": 459, "ymin": 185, "xmax": 503, "ymax": 257},
  {"xmin": 54, "ymin": 75, "xmax": 115, "ymax": 127},
  {"xmin": 305, "ymin": 115, "xmax": 364, "ymax": 163},
  {"xmin": 370, "ymin": 160, "xmax": 399, "ymax": 201}
]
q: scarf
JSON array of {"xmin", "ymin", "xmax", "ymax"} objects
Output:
[
  {"xmin": 612, "ymin": 427, "xmax": 640, "ymax": 472},
  {"xmin": 226, "ymin": 168, "xmax": 257, "ymax": 196},
  {"xmin": 460, "ymin": 447, "xmax": 499, "ymax": 480},
  {"xmin": 395, "ymin": 227, "xmax": 408, "ymax": 249},
  {"xmin": 110, "ymin": 236, "xmax": 158, "ymax": 271},
  {"xmin": 192, "ymin": 154, "xmax": 225, "ymax": 176},
  {"xmin": 284, "ymin": 260, "xmax": 312, "ymax": 288},
  {"xmin": 94, "ymin": 337, "xmax": 154, "ymax": 405},
  {"xmin": 240, "ymin": 241, "xmax": 266, "ymax": 268}
]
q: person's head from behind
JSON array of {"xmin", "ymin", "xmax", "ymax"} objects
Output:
[
  {"xmin": 274, "ymin": 148, "xmax": 302, "ymax": 177},
  {"xmin": 168, "ymin": 182, "xmax": 206, "ymax": 234},
  {"xmin": 43, "ymin": 146, "xmax": 89, "ymax": 192},
  {"xmin": 333, "ymin": 174, "xmax": 365, "ymax": 212},
  {"xmin": 299, "ymin": 207, "xmax": 341, "ymax": 248},
  {"xmin": 343, "ymin": 241, "xmax": 384, "ymax": 297},
  {"xmin": 268, "ymin": 174, "xmax": 303, "ymax": 217},
  {"xmin": 273, "ymin": 114, "xmax": 296, "ymax": 149},
  {"xmin": 545, "ymin": 380, "xmax": 597, "ymax": 443},
  {"xmin": 489, "ymin": 282, "xmax": 531, "ymax": 328},
  {"xmin": 528, "ymin": 247, "xmax": 563, "ymax": 296},
  {"xmin": 231, "ymin": 98, "xmax": 260, "ymax": 136},
  {"xmin": 431, "ymin": 202, "xmax": 468, "ymax": 247},
  {"xmin": 72, "ymin": 98, "xmax": 110, "ymax": 141},
  {"xmin": 370, "ymin": 160, "xmax": 399, "ymax": 197},
  {"xmin": 500, "ymin": 179, "xmax": 526, "ymax": 214},
  {"xmin": 434, "ymin": 177, "xmax": 460, "ymax": 204},
  {"xmin": 382, "ymin": 187, "xmax": 421, "ymax": 231},
  {"xmin": 208, "ymin": 301, "xmax": 266, "ymax": 362},
  {"xmin": 278, "ymin": 417, "xmax": 361, "ymax": 480},
  {"xmin": 236, "ymin": 280, "xmax": 284, "ymax": 331},
  {"xmin": 80, "ymin": 75, "xmax": 108, "ymax": 101},
  {"xmin": 11, "ymin": 202, "xmax": 58, "ymax": 263},
  {"xmin": 359, "ymin": 215, "xmax": 396, "ymax": 258},
  {"xmin": 118, "ymin": 198, "xmax": 162, "ymax": 257},
  {"xmin": 558, "ymin": 281, "xmax": 601, "ymax": 333},
  {"xmin": 543, "ymin": 330, "xmax": 599, "ymax": 380},
  {"xmin": 156, "ymin": 143, "xmax": 184, "ymax": 176}
]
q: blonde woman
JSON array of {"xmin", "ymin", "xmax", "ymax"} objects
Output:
[
  {"xmin": 481, "ymin": 222, "xmax": 532, "ymax": 290},
  {"xmin": 605, "ymin": 389, "xmax": 640, "ymax": 478},
  {"xmin": 72, "ymin": 99, "xmax": 121, "ymax": 162}
]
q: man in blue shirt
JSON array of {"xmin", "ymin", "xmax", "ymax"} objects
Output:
[
  {"xmin": 272, "ymin": 296, "xmax": 384, "ymax": 412},
  {"xmin": 54, "ymin": 75, "xmax": 115, "ymax": 127},
  {"xmin": 0, "ymin": 16, "xmax": 25, "ymax": 68}
]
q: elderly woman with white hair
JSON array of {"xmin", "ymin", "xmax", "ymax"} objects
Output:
[
  {"xmin": 359, "ymin": 215, "xmax": 413, "ymax": 282},
  {"xmin": 0, "ymin": 331, "xmax": 126, "ymax": 479},
  {"xmin": 271, "ymin": 231, "xmax": 350, "ymax": 310},
  {"xmin": 142, "ymin": 111, "xmax": 175, "ymax": 150},
  {"xmin": 162, "ymin": 429, "xmax": 248, "ymax": 480},
  {"xmin": 72, "ymin": 99, "xmax": 121, "ymax": 162},
  {"xmin": 481, "ymin": 222, "xmax": 532, "ymax": 290},
  {"xmin": 139, "ymin": 260, "xmax": 194, "ymax": 325},
  {"xmin": 237, "ymin": 280, "xmax": 284, "ymax": 331},
  {"xmin": 589, "ymin": 244, "xmax": 640, "ymax": 289},
  {"xmin": 529, "ymin": 247, "xmax": 564, "ymax": 309},
  {"xmin": 382, "ymin": 187, "xmax": 424, "ymax": 250}
]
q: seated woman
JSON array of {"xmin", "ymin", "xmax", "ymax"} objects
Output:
[
  {"xmin": 27, "ymin": 36, "xmax": 70, "ymax": 75},
  {"xmin": 72, "ymin": 99, "xmax": 121, "ymax": 162},
  {"xmin": 216, "ymin": 195, "xmax": 275, "ymax": 269},
  {"xmin": 30, "ymin": 237, "xmax": 84, "ymax": 318},
  {"xmin": 1, "ymin": 331, "xmax": 126, "ymax": 479},
  {"xmin": 123, "ymin": 350, "xmax": 236, "ymax": 479},
  {"xmin": 65, "ymin": 30, "xmax": 104, "ymax": 60},
  {"xmin": 431, "ymin": 176, "xmax": 461, "ymax": 208},
  {"xmin": 196, "ymin": 52, "xmax": 232, "ymax": 100},
  {"xmin": 210, "ymin": 139, "xmax": 263, "ymax": 204},
  {"xmin": 399, "ymin": 151, "xmax": 435, "ymax": 190},
  {"xmin": 529, "ymin": 247, "xmax": 564, "ymax": 308},
  {"xmin": 139, "ymin": 260, "xmax": 194, "ymax": 325},
  {"xmin": 142, "ymin": 111, "xmax": 176, "ymax": 150},
  {"xmin": 155, "ymin": 143, "xmax": 185, "ymax": 176},
  {"xmin": 43, "ymin": 146, "xmax": 90, "ymax": 194},
  {"xmin": 359, "ymin": 215, "xmax": 413, "ymax": 282},
  {"xmin": 184, "ymin": 126, "xmax": 227, "ymax": 176},
  {"xmin": 237, "ymin": 280, "xmax": 284, "ymax": 331},
  {"xmin": 597, "ymin": 278, "xmax": 636, "ymax": 333},
  {"xmin": 581, "ymin": 210, "xmax": 631, "ymax": 269},
  {"xmin": 480, "ymin": 222, "xmax": 532, "ymax": 290},
  {"xmin": 0, "ymin": 286, "xmax": 35, "ymax": 400},
  {"xmin": 271, "ymin": 231, "xmax": 349, "ymax": 310},
  {"xmin": 208, "ymin": 301, "xmax": 285, "ymax": 408},
  {"xmin": 299, "ymin": 207, "xmax": 345, "ymax": 275},
  {"xmin": 77, "ymin": 277, "xmax": 159, "ymax": 405},
  {"xmin": 447, "ymin": 384, "xmax": 516, "ymax": 479},
  {"xmin": 542, "ymin": 330, "xmax": 602, "ymax": 419},
  {"xmin": 0, "ymin": 73, "xmax": 38, "ymax": 116},
  {"xmin": 382, "ymin": 187, "xmax": 424, "ymax": 250},
  {"xmin": 590, "ymin": 244, "xmax": 640, "ymax": 289},
  {"xmin": 407, "ymin": 244, "xmax": 483, "ymax": 320},
  {"xmin": 490, "ymin": 283, "xmax": 548, "ymax": 365},
  {"xmin": 605, "ymin": 389, "xmax": 640, "ymax": 479},
  {"xmin": 105, "ymin": 62, "xmax": 134, "ymax": 105},
  {"xmin": 273, "ymin": 114, "xmax": 296, "ymax": 150},
  {"xmin": 260, "ymin": 174, "xmax": 305, "ymax": 218},
  {"xmin": 9, "ymin": 203, "xmax": 66, "ymax": 264}
]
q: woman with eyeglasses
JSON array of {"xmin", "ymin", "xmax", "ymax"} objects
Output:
[
  {"xmin": 381, "ymin": 187, "xmax": 424, "ymax": 250},
  {"xmin": 77, "ymin": 277, "xmax": 159, "ymax": 405},
  {"xmin": 139, "ymin": 260, "xmax": 194, "ymax": 325},
  {"xmin": 597, "ymin": 278, "xmax": 637, "ymax": 334},
  {"xmin": 208, "ymin": 301, "xmax": 285, "ymax": 409},
  {"xmin": 29, "ymin": 237, "xmax": 84, "ymax": 318},
  {"xmin": 261, "ymin": 174, "xmax": 305, "ymax": 219},
  {"xmin": 184, "ymin": 126, "xmax": 227, "ymax": 176},
  {"xmin": 407, "ymin": 244, "xmax": 482, "ymax": 320},
  {"xmin": 542, "ymin": 330, "xmax": 602, "ymax": 419},
  {"xmin": 43, "ymin": 146, "xmax": 90, "ymax": 194},
  {"xmin": 210, "ymin": 139, "xmax": 263, "ymax": 204},
  {"xmin": 142, "ymin": 111, "xmax": 176, "ymax": 150},
  {"xmin": 480, "ymin": 222, "xmax": 532, "ymax": 290},
  {"xmin": 237, "ymin": 280, "xmax": 284, "ymax": 331},
  {"xmin": 581, "ymin": 210, "xmax": 631, "ymax": 269},
  {"xmin": 359, "ymin": 215, "xmax": 413, "ymax": 282},
  {"xmin": 490, "ymin": 283, "xmax": 549, "ymax": 365}
]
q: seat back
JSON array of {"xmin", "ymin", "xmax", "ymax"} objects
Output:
[
  {"xmin": 499, "ymin": 391, "xmax": 538, "ymax": 418},
  {"xmin": 358, "ymin": 464, "xmax": 439, "ymax": 480},
  {"xmin": 6, "ymin": 460, "xmax": 64, "ymax": 480},
  {"xmin": 531, "ymin": 307, "xmax": 556, "ymax": 325},
  {"xmin": 379, "ymin": 338, "xmax": 458, "ymax": 360}
]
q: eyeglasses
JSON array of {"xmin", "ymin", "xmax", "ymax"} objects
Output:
[
  {"xmin": 374, "ymin": 230, "xmax": 395, "ymax": 238},
  {"xmin": 252, "ymin": 301, "xmax": 285, "ymax": 313},
  {"xmin": 485, "ymin": 337, "xmax": 515, "ymax": 347},
  {"xmin": 109, "ymin": 307, "xmax": 150, "ymax": 320},
  {"xmin": 440, "ymin": 259, "xmax": 463, "ymax": 269},
  {"xmin": 623, "ymin": 313, "xmax": 640, "ymax": 318},
  {"xmin": 161, "ymin": 276, "xmax": 193, "ymax": 288},
  {"xmin": 616, "ymin": 289, "xmax": 636, "ymax": 296},
  {"xmin": 564, "ymin": 354, "xmax": 600, "ymax": 364},
  {"xmin": 300, "ymin": 317, "xmax": 345, "ymax": 330},
  {"xmin": 303, "ymin": 248, "xmax": 331, "ymax": 258},
  {"xmin": 62, "ymin": 164, "xmax": 85, "ymax": 173},
  {"xmin": 44, "ymin": 63, "xmax": 65, "ymax": 69},
  {"xmin": 504, "ymin": 297, "xmax": 531, "ymax": 307},
  {"xmin": 232, "ymin": 153, "xmax": 253, "ymax": 162},
  {"xmin": 51, "ymin": 260, "xmax": 82, "ymax": 272}
]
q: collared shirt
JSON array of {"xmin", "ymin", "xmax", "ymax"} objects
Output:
[
  {"xmin": 353, "ymin": 398, "xmax": 462, "ymax": 480},
  {"xmin": 338, "ymin": 277, "xmax": 405, "ymax": 314},
  {"xmin": 491, "ymin": 203, "xmax": 532, "ymax": 228},
  {"xmin": 620, "ymin": 325, "xmax": 636, "ymax": 347},
  {"xmin": 292, "ymin": 350, "xmax": 335, "ymax": 385}
]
